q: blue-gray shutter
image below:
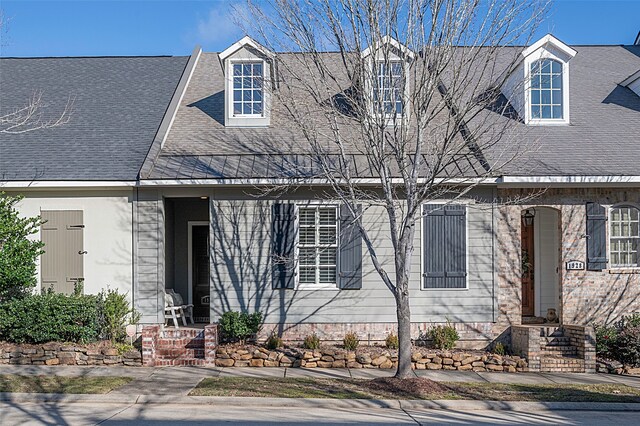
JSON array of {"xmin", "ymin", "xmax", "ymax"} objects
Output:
[
  {"xmin": 423, "ymin": 204, "xmax": 467, "ymax": 289},
  {"xmin": 339, "ymin": 204, "xmax": 362, "ymax": 289},
  {"xmin": 272, "ymin": 203, "xmax": 297, "ymax": 289},
  {"xmin": 586, "ymin": 202, "xmax": 608, "ymax": 271}
]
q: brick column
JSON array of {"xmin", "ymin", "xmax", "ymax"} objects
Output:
[
  {"xmin": 141, "ymin": 325, "xmax": 160, "ymax": 367},
  {"xmin": 511, "ymin": 326, "xmax": 540, "ymax": 372},
  {"xmin": 204, "ymin": 324, "xmax": 219, "ymax": 365},
  {"xmin": 563, "ymin": 324, "xmax": 596, "ymax": 373}
]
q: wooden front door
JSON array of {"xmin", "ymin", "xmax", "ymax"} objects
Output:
[{"xmin": 521, "ymin": 221, "xmax": 535, "ymax": 316}]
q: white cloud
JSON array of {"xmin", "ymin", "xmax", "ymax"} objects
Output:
[{"xmin": 193, "ymin": 2, "xmax": 246, "ymax": 49}]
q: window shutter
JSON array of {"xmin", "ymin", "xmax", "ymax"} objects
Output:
[
  {"xmin": 339, "ymin": 204, "xmax": 362, "ymax": 289},
  {"xmin": 586, "ymin": 202, "xmax": 608, "ymax": 271},
  {"xmin": 423, "ymin": 204, "xmax": 467, "ymax": 289},
  {"xmin": 271, "ymin": 203, "xmax": 297, "ymax": 289}
]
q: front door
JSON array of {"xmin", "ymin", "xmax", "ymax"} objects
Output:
[
  {"xmin": 521, "ymin": 220, "xmax": 535, "ymax": 316},
  {"xmin": 192, "ymin": 225, "xmax": 210, "ymax": 322}
]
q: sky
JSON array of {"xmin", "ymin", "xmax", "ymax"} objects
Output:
[{"xmin": 0, "ymin": 0, "xmax": 639, "ymax": 57}]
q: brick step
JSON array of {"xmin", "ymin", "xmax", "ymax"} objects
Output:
[
  {"xmin": 161, "ymin": 329, "xmax": 204, "ymax": 339},
  {"xmin": 156, "ymin": 348, "xmax": 205, "ymax": 359},
  {"xmin": 539, "ymin": 327, "xmax": 562, "ymax": 337},
  {"xmin": 153, "ymin": 358, "xmax": 211, "ymax": 366},
  {"xmin": 541, "ymin": 336, "xmax": 570, "ymax": 345},
  {"xmin": 156, "ymin": 338, "xmax": 204, "ymax": 349},
  {"xmin": 542, "ymin": 346, "xmax": 578, "ymax": 356},
  {"xmin": 541, "ymin": 356, "xmax": 585, "ymax": 373}
]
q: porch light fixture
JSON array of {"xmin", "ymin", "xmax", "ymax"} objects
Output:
[
  {"xmin": 522, "ymin": 209, "xmax": 536, "ymax": 227},
  {"xmin": 200, "ymin": 196, "xmax": 208, "ymax": 200}
]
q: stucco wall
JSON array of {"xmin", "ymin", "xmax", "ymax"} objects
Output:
[{"xmin": 8, "ymin": 189, "xmax": 134, "ymax": 297}]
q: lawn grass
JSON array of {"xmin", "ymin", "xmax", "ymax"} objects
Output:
[
  {"xmin": 190, "ymin": 377, "xmax": 640, "ymax": 403},
  {"xmin": 0, "ymin": 375, "xmax": 132, "ymax": 394}
]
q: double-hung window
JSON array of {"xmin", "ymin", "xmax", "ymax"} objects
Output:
[
  {"xmin": 232, "ymin": 62, "xmax": 264, "ymax": 116},
  {"xmin": 610, "ymin": 206, "xmax": 640, "ymax": 268},
  {"xmin": 298, "ymin": 206, "xmax": 338, "ymax": 287},
  {"xmin": 530, "ymin": 59, "xmax": 563, "ymax": 120},
  {"xmin": 374, "ymin": 61, "xmax": 404, "ymax": 115}
]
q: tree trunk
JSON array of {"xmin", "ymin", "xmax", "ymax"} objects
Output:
[{"xmin": 395, "ymin": 287, "xmax": 413, "ymax": 378}]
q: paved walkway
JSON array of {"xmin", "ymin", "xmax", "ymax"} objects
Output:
[{"xmin": 1, "ymin": 365, "xmax": 639, "ymax": 396}]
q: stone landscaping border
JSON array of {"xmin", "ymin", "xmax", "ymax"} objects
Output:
[
  {"xmin": 0, "ymin": 342, "xmax": 142, "ymax": 366},
  {"xmin": 215, "ymin": 345, "xmax": 529, "ymax": 372}
]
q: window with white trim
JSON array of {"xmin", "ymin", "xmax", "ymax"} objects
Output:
[
  {"xmin": 530, "ymin": 59, "xmax": 563, "ymax": 120},
  {"xmin": 610, "ymin": 206, "xmax": 640, "ymax": 268},
  {"xmin": 232, "ymin": 62, "xmax": 264, "ymax": 116},
  {"xmin": 374, "ymin": 61, "xmax": 404, "ymax": 115},
  {"xmin": 298, "ymin": 206, "xmax": 338, "ymax": 287}
]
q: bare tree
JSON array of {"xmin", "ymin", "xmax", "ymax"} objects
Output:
[
  {"xmin": 247, "ymin": 0, "xmax": 548, "ymax": 378},
  {"xmin": 0, "ymin": 13, "xmax": 74, "ymax": 134}
]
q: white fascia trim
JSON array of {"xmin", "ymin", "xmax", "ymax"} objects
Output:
[
  {"xmin": 362, "ymin": 35, "xmax": 415, "ymax": 59},
  {"xmin": 139, "ymin": 177, "xmax": 498, "ymax": 186},
  {"xmin": 160, "ymin": 46, "xmax": 202, "ymax": 149},
  {"xmin": 620, "ymin": 69, "xmax": 640, "ymax": 87},
  {"xmin": 499, "ymin": 176, "xmax": 640, "ymax": 184},
  {"xmin": 219, "ymin": 36, "xmax": 275, "ymax": 61},
  {"xmin": 521, "ymin": 34, "xmax": 577, "ymax": 59},
  {"xmin": 1, "ymin": 181, "xmax": 137, "ymax": 189}
]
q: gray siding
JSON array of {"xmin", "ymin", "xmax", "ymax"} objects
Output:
[
  {"xmin": 134, "ymin": 189, "xmax": 165, "ymax": 324},
  {"xmin": 208, "ymin": 192, "xmax": 497, "ymax": 324}
]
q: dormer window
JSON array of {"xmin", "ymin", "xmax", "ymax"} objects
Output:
[
  {"xmin": 530, "ymin": 59, "xmax": 563, "ymax": 120},
  {"xmin": 220, "ymin": 36, "xmax": 274, "ymax": 127},
  {"xmin": 233, "ymin": 62, "xmax": 264, "ymax": 116},
  {"xmin": 374, "ymin": 61, "xmax": 404, "ymax": 115}
]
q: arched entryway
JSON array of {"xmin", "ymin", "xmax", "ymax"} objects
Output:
[{"xmin": 521, "ymin": 207, "xmax": 561, "ymax": 322}]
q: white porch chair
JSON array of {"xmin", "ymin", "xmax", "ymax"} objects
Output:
[
  {"xmin": 168, "ymin": 289, "xmax": 194, "ymax": 325},
  {"xmin": 164, "ymin": 291, "xmax": 186, "ymax": 328}
]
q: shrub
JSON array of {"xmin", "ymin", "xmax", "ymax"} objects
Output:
[
  {"xmin": 426, "ymin": 323, "xmax": 459, "ymax": 350},
  {"xmin": 0, "ymin": 193, "xmax": 45, "ymax": 301},
  {"xmin": 265, "ymin": 332, "xmax": 283, "ymax": 350},
  {"xmin": 594, "ymin": 323, "xmax": 619, "ymax": 359},
  {"xmin": 615, "ymin": 325, "xmax": 640, "ymax": 367},
  {"xmin": 385, "ymin": 333, "xmax": 399, "ymax": 350},
  {"xmin": 96, "ymin": 288, "xmax": 140, "ymax": 343},
  {"xmin": 303, "ymin": 333, "xmax": 320, "ymax": 350},
  {"xmin": 0, "ymin": 292, "xmax": 99, "ymax": 343},
  {"xmin": 492, "ymin": 342, "xmax": 507, "ymax": 356},
  {"xmin": 343, "ymin": 332, "xmax": 359, "ymax": 350},
  {"xmin": 218, "ymin": 311, "xmax": 263, "ymax": 342}
]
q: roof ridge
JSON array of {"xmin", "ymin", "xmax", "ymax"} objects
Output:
[{"xmin": 0, "ymin": 55, "xmax": 187, "ymax": 60}]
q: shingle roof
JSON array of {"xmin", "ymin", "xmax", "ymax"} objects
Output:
[
  {"xmin": 149, "ymin": 45, "xmax": 640, "ymax": 180},
  {"xmin": 0, "ymin": 56, "xmax": 188, "ymax": 181}
]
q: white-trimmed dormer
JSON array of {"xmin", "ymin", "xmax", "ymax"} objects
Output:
[
  {"xmin": 501, "ymin": 34, "xmax": 576, "ymax": 125},
  {"xmin": 521, "ymin": 34, "xmax": 576, "ymax": 125},
  {"xmin": 362, "ymin": 36, "xmax": 414, "ymax": 119},
  {"xmin": 219, "ymin": 36, "xmax": 275, "ymax": 127},
  {"xmin": 620, "ymin": 69, "xmax": 640, "ymax": 97}
]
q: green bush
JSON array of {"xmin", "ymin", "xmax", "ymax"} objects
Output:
[
  {"xmin": 96, "ymin": 288, "xmax": 140, "ymax": 343},
  {"xmin": 0, "ymin": 193, "xmax": 45, "ymax": 301},
  {"xmin": 595, "ymin": 323, "xmax": 619, "ymax": 359},
  {"xmin": 426, "ymin": 323, "xmax": 459, "ymax": 350},
  {"xmin": 303, "ymin": 333, "xmax": 320, "ymax": 350},
  {"xmin": 492, "ymin": 342, "xmax": 507, "ymax": 356},
  {"xmin": 265, "ymin": 332, "xmax": 283, "ymax": 350},
  {"xmin": 343, "ymin": 332, "xmax": 359, "ymax": 350},
  {"xmin": 595, "ymin": 314, "xmax": 640, "ymax": 367},
  {"xmin": 385, "ymin": 333, "xmax": 399, "ymax": 349},
  {"xmin": 0, "ymin": 292, "xmax": 99, "ymax": 343},
  {"xmin": 218, "ymin": 311, "xmax": 263, "ymax": 342}
]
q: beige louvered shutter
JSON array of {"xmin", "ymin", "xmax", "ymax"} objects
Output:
[{"xmin": 41, "ymin": 210, "xmax": 84, "ymax": 295}]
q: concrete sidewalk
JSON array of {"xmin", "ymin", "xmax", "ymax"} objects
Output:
[{"xmin": 1, "ymin": 365, "xmax": 639, "ymax": 396}]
